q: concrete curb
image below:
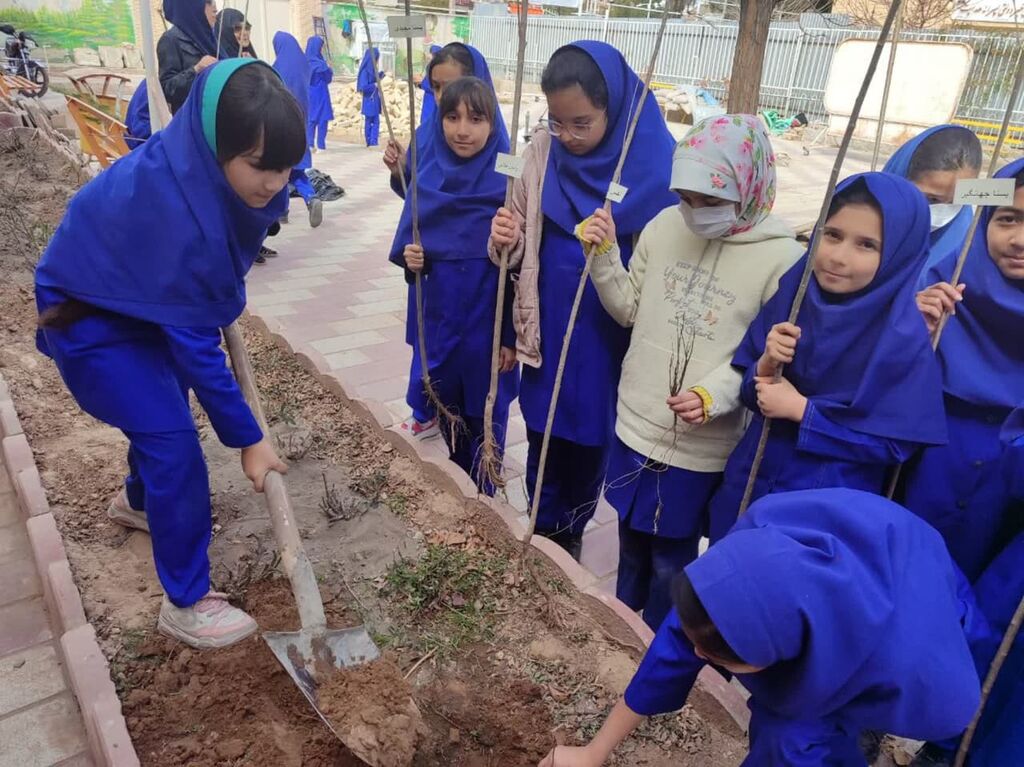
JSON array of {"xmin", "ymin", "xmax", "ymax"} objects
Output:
[
  {"xmin": 0, "ymin": 373, "xmax": 140, "ymax": 766},
  {"xmin": 243, "ymin": 311, "xmax": 752, "ymax": 734}
]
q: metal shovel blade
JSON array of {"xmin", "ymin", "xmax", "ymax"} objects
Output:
[{"xmin": 264, "ymin": 626, "xmax": 380, "ymax": 737}]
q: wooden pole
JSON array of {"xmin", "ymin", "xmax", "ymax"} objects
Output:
[
  {"xmin": 737, "ymin": 0, "xmax": 905, "ymax": 516},
  {"xmin": 954, "ymin": 594, "xmax": 1024, "ymax": 766},
  {"xmin": 870, "ymin": 1, "xmax": 905, "ymax": 172},
  {"xmin": 523, "ymin": 7, "xmax": 673, "ymax": 544},
  {"xmin": 139, "ymin": 0, "xmax": 171, "ymax": 131},
  {"xmin": 479, "ymin": 0, "xmax": 530, "ymax": 491}
]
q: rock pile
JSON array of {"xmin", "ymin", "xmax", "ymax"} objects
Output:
[{"xmin": 329, "ymin": 76, "xmax": 423, "ymax": 138}]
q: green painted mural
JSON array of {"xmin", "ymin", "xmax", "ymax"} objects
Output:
[{"xmin": 0, "ymin": 0, "xmax": 135, "ymax": 50}]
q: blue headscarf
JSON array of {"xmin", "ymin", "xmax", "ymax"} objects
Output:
[
  {"xmin": 922, "ymin": 158, "xmax": 1024, "ymax": 411},
  {"xmin": 883, "ymin": 125, "xmax": 977, "ymax": 271},
  {"xmin": 419, "ymin": 44, "xmax": 443, "ymax": 126},
  {"xmin": 357, "ymin": 47, "xmax": 379, "ymax": 97},
  {"xmin": 413, "ymin": 44, "xmax": 505, "ymax": 162},
  {"xmin": 388, "ymin": 77, "xmax": 510, "ymax": 265},
  {"xmin": 541, "ymin": 41, "xmax": 676, "ymax": 237},
  {"xmin": 163, "ymin": 0, "xmax": 218, "ymax": 58},
  {"xmin": 734, "ymin": 172, "xmax": 947, "ymax": 445},
  {"xmin": 125, "ymin": 80, "xmax": 151, "ymax": 149},
  {"xmin": 689, "ymin": 488, "xmax": 979, "ymax": 736},
  {"xmin": 305, "ymin": 35, "xmax": 330, "ymax": 75},
  {"xmin": 35, "ymin": 60, "xmax": 288, "ymax": 328},
  {"xmin": 272, "ymin": 32, "xmax": 309, "ymax": 117}
]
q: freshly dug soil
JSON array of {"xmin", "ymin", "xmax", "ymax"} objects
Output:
[
  {"xmin": 0, "ymin": 128, "xmax": 747, "ymax": 767},
  {"xmin": 317, "ymin": 658, "xmax": 426, "ymax": 767}
]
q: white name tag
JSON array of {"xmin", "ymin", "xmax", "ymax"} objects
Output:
[
  {"xmin": 606, "ymin": 182, "xmax": 629, "ymax": 203},
  {"xmin": 387, "ymin": 15, "xmax": 426, "ymax": 37},
  {"xmin": 954, "ymin": 178, "xmax": 1015, "ymax": 207},
  {"xmin": 495, "ymin": 152, "xmax": 526, "ymax": 179}
]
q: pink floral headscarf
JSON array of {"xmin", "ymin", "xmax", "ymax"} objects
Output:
[{"xmin": 669, "ymin": 113, "xmax": 777, "ymax": 235}]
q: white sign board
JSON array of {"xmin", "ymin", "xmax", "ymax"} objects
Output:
[
  {"xmin": 823, "ymin": 40, "xmax": 973, "ymax": 145},
  {"xmin": 953, "ymin": 0, "xmax": 1023, "ymax": 24},
  {"xmin": 387, "ymin": 15, "xmax": 427, "ymax": 38},
  {"xmin": 954, "ymin": 178, "xmax": 1016, "ymax": 207},
  {"xmin": 495, "ymin": 152, "xmax": 526, "ymax": 179}
]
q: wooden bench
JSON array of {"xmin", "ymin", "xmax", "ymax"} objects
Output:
[
  {"xmin": 1, "ymin": 73, "xmax": 44, "ymax": 97},
  {"xmin": 65, "ymin": 95, "xmax": 130, "ymax": 168},
  {"xmin": 66, "ymin": 73, "xmax": 132, "ymax": 120}
]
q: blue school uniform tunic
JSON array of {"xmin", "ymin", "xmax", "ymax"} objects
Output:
[
  {"xmin": 33, "ymin": 60, "xmax": 283, "ymax": 606},
  {"xmin": 357, "ymin": 48, "xmax": 381, "ymax": 118},
  {"xmin": 625, "ymin": 489, "xmax": 980, "ymax": 766},
  {"xmin": 901, "ymin": 159, "xmax": 1024, "ymax": 581},
  {"xmin": 518, "ymin": 221, "xmax": 632, "ymax": 446},
  {"xmin": 305, "ymin": 36, "xmax": 334, "ymax": 125},
  {"xmin": 709, "ymin": 173, "xmax": 947, "ymax": 539}
]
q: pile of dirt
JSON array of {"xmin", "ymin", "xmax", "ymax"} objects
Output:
[{"xmin": 317, "ymin": 658, "xmax": 426, "ymax": 767}]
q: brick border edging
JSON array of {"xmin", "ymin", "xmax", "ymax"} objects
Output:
[
  {"xmin": 244, "ymin": 311, "xmax": 752, "ymax": 734},
  {"xmin": 0, "ymin": 374, "xmax": 140, "ymax": 767}
]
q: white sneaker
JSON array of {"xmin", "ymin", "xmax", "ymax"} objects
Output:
[
  {"xmin": 106, "ymin": 490, "xmax": 149, "ymax": 533},
  {"xmin": 158, "ymin": 591, "xmax": 258, "ymax": 649},
  {"xmin": 308, "ymin": 198, "xmax": 323, "ymax": 228},
  {"xmin": 400, "ymin": 415, "xmax": 440, "ymax": 440}
]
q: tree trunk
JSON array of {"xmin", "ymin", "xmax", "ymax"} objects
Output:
[{"xmin": 727, "ymin": 0, "xmax": 774, "ymax": 114}]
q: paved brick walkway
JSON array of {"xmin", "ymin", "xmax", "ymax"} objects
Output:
[
  {"xmin": 0, "ymin": 463, "xmax": 92, "ymax": 767},
  {"xmin": 246, "ymin": 137, "xmax": 869, "ymax": 593}
]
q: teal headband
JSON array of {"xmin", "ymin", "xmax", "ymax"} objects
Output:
[{"xmin": 201, "ymin": 58, "xmax": 269, "ymax": 155}]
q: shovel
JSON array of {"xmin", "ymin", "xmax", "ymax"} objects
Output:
[{"xmin": 222, "ymin": 323, "xmax": 380, "ymax": 740}]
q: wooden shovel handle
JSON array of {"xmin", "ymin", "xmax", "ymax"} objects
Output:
[{"xmin": 223, "ymin": 322, "xmax": 327, "ymax": 633}]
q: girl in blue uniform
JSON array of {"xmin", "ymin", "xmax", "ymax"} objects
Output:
[
  {"xmin": 125, "ymin": 80, "xmax": 151, "ymax": 149},
  {"xmin": 389, "ymin": 77, "xmax": 518, "ymax": 494},
  {"xmin": 384, "ymin": 43, "xmax": 505, "ymax": 207},
  {"xmin": 540, "ymin": 489, "xmax": 981, "ymax": 767},
  {"xmin": 34, "ymin": 60, "xmax": 300, "ymax": 649},
  {"xmin": 419, "ymin": 44, "xmax": 443, "ymax": 126},
  {"xmin": 882, "ymin": 125, "xmax": 981, "ymax": 272},
  {"xmin": 489, "ymin": 42, "xmax": 676, "ymax": 558},
  {"xmin": 902, "ymin": 158, "xmax": 1024, "ymax": 582},
  {"xmin": 706, "ymin": 173, "xmax": 948, "ymax": 542},
  {"xmin": 306, "ymin": 36, "xmax": 334, "ymax": 152},
  {"xmin": 357, "ymin": 47, "xmax": 382, "ymax": 148},
  {"xmin": 272, "ymin": 32, "xmax": 324, "ymax": 229}
]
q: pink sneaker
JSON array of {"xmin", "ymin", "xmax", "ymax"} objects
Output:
[
  {"xmin": 400, "ymin": 415, "xmax": 440, "ymax": 440},
  {"xmin": 158, "ymin": 591, "xmax": 258, "ymax": 649},
  {"xmin": 106, "ymin": 490, "xmax": 149, "ymax": 533}
]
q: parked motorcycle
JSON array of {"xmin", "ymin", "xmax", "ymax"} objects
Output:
[{"xmin": 1, "ymin": 23, "xmax": 49, "ymax": 97}]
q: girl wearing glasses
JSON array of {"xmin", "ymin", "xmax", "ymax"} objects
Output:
[{"xmin": 489, "ymin": 41, "xmax": 676, "ymax": 560}]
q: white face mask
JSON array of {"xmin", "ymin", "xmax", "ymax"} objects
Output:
[
  {"xmin": 930, "ymin": 203, "xmax": 963, "ymax": 232},
  {"xmin": 679, "ymin": 200, "xmax": 738, "ymax": 240}
]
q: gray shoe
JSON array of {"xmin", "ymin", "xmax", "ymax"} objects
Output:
[
  {"xmin": 107, "ymin": 489, "xmax": 149, "ymax": 533},
  {"xmin": 308, "ymin": 198, "xmax": 323, "ymax": 228}
]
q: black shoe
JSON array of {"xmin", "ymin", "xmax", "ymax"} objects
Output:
[
  {"xmin": 543, "ymin": 529, "xmax": 583, "ymax": 562},
  {"xmin": 909, "ymin": 743, "xmax": 954, "ymax": 767},
  {"xmin": 259, "ymin": 245, "xmax": 277, "ymax": 258},
  {"xmin": 255, "ymin": 253, "xmax": 267, "ymax": 264}
]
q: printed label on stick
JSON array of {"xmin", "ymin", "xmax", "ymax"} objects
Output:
[
  {"xmin": 495, "ymin": 153, "xmax": 526, "ymax": 178},
  {"xmin": 387, "ymin": 15, "xmax": 426, "ymax": 37},
  {"xmin": 954, "ymin": 178, "xmax": 1015, "ymax": 206},
  {"xmin": 606, "ymin": 182, "xmax": 629, "ymax": 203}
]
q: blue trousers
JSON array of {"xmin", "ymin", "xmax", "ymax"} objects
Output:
[
  {"xmin": 746, "ymin": 702, "xmax": 865, "ymax": 766},
  {"xmin": 616, "ymin": 520, "xmax": 700, "ymax": 631},
  {"xmin": 364, "ymin": 115, "xmax": 380, "ymax": 147},
  {"xmin": 307, "ymin": 119, "xmax": 329, "ymax": 151},
  {"xmin": 525, "ymin": 429, "xmax": 608, "ymax": 538},
  {"xmin": 288, "ymin": 169, "xmax": 316, "ymax": 205},
  {"xmin": 124, "ymin": 430, "xmax": 212, "ymax": 607}
]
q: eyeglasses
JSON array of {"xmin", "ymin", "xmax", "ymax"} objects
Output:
[{"xmin": 538, "ymin": 115, "xmax": 600, "ymax": 141}]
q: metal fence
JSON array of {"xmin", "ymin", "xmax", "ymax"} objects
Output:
[{"xmin": 468, "ymin": 15, "xmax": 1024, "ymax": 127}]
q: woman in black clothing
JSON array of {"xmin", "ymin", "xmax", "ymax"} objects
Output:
[
  {"xmin": 215, "ymin": 9, "xmax": 257, "ymax": 59},
  {"xmin": 158, "ymin": 0, "xmax": 219, "ymax": 114}
]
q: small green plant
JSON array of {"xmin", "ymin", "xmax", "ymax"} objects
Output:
[{"xmin": 383, "ymin": 544, "xmax": 508, "ymax": 655}]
